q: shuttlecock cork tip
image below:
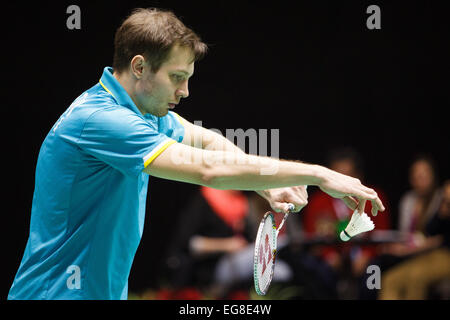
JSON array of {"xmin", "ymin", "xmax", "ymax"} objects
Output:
[{"xmin": 340, "ymin": 230, "xmax": 351, "ymax": 241}]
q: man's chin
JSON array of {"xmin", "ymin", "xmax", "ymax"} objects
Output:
[{"xmin": 155, "ymin": 110, "xmax": 169, "ymax": 117}]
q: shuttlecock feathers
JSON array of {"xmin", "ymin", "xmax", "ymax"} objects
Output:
[{"xmin": 340, "ymin": 210, "xmax": 375, "ymax": 241}]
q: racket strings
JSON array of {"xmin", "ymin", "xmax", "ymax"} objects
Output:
[
  {"xmin": 253, "ymin": 202, "xmax": 298, "ymax": 295},
  {"xmin": 254, "ymin": 213, "xmax": 277, "ymax": 294}
]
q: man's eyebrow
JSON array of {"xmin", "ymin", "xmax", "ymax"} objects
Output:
[{"xmin": 173, "ymin": 70, "xmax": 193, "ymax": 77}]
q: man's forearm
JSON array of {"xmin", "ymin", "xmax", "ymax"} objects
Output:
[
  {"xmin": 201, "ymin": 151, "xmax": 324, "ymax": 190},
  {"xmin": 147, "ymin": 142, "xmax": 324, "ymax": 190},
  {"xmin": 199, "ymin": 127, "xmax": 303, "ymax": 194}
]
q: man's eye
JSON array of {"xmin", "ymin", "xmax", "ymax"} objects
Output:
[{"xmin": 172, "ymin": 74, "xmax": 184, "ymax": 82}]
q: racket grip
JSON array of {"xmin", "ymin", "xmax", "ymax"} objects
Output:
[{"xmin": 277, "ymin": 203, "xmax": 294, "ymax": 233}]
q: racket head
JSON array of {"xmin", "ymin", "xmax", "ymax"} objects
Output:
[{"xmin": 253, "ymin": 211, "xmax": 278, "ymax": 295}]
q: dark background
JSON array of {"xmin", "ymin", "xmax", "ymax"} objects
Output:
[{"xmin": 2, "ymin": 0, "xmax": 449, "ymax": 298}]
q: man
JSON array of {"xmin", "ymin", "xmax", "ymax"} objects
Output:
[{"xmin": 8, "ymin": 8, "xmax": 384, "ymax": 300}]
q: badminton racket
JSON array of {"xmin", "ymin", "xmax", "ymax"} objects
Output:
[{"xmin": 253, "ymin": 185, "xmax": 308, "ymax": 296}]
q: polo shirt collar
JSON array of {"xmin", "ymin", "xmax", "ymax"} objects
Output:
[{"xmin": 99, "ymin": 67, "xmax": 143, "ymax": 116}]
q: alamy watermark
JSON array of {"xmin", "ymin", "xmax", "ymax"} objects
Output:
[
  {"xmin": 171, "ymin": 121, "xmax": 281, "ymax": 175},
  {"xmin": 66, "ymin": 5, "xmax": 81, "ymax": 30},
  {"xmin": 366, "ymin": 5, "xmax": 381, "ymax": 30},
  {"xmin": 66, "ymin": 5, "xmax": 381, "ymax": 31},
  {"xmin": 66, "ymin": 265, "xmax": 81, "ymax": 290},
  {"xmin": 366, "ymin": 264, "xmax": 381, "ymax": 290}
]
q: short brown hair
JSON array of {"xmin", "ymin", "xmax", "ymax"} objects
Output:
[{"xmin": 113, "ymin": 8, "xmax": 208, "ymax": 73}]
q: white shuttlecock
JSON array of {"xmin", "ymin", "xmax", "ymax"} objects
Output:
[{"xmin": 340, "ymin": 210, "xmax": 375, "ymax": 241}]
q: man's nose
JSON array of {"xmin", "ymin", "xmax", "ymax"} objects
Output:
[{"xmin": 176, "ymin": 81, "xmax": 189, "ymax": 99}]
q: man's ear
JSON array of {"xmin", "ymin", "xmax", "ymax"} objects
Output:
[{"xmin": 130, "ymin": 55, "xmax": 146, "ymax": 79}]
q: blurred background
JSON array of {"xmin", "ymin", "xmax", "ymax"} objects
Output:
[{"xmin": 2, "ymin": 0, "xmax": 449, "ymax": 299}]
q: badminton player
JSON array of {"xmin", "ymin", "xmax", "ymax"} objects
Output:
[{"xmin": 8, "ymin": 8, "xmax": 384, "ymax": 300}]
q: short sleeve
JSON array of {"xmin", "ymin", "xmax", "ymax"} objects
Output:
[{"xmin": 78, "ymin": 108, "xmax": 176, "ymax": 177}]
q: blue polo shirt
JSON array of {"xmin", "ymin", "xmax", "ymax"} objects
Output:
[{"xmin": 8, "ymin": 67, "xmax": 185, "ymax": 300}]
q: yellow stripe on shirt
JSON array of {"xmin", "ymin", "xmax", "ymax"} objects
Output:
[
  {"xmin": 99, "ymin": 80, "xmax": 116, "ymax": 99},
  {"xmin": 143, "ymin": 139, "xmax": 177, "ymax": 167},
  {"xmin": 172, "ymin": 112, "xmax": 185, "ymax": 127}
]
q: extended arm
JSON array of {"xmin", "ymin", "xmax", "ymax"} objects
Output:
[{"xmin": 143, "ymin": 141, "xmax": 385, "ymax": 215}]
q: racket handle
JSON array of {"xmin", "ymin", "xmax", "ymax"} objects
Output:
[
  {"xmin": 276, "ymin": 213, "xmax": 288, "ymax": 234},
  {"xmin": 287, "ymin": 203, "xmax": 295, "ymax": 212},
  {"xmin": 276, "ymin": 203, "xmax": 294, "ymax": 233}
]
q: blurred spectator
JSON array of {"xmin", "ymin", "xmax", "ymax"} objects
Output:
[
  {"xmin": 377, "ymin": 155, "xmax": 442, "ymax": 259},
  {"xmin": 379, "ymin": 179, "xmax": 450, "ymax": 299},
  {"xmin": 361, "ymin": 154, "xmax": 444, "ymax": 299},
  {"xmin": 300, "ymin": 146, "xmax": 391, "ymax": 296},
  {"xmin": 398, "ymin": 154, "xmax": 442, "ymax": 236},
  {"xmin": 163, "ymin": 186, "xmax": 251, "ymax": 295},
  {"xmin": 303, "ymin": 147, "xmax": 390, "ymax": 272},
  {"xmin": 163, "ymin": 186, "xmax": 292, "ymax": 298}
]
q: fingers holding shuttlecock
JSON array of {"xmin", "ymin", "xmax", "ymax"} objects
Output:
[{"xmin": 340, "ymin": 209, "xmax": 375, "ymax": 241}]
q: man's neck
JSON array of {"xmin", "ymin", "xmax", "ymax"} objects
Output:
[{"xmin": 112, "ymin": 71, "xmax": 145, "ymax": 115}]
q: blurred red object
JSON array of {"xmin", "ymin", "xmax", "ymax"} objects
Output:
[
  {"xmin": 226, "ymin": 290, "xmax": 249, "ymax": 300},
  {"xmin": 155, "ymin": 287, "xmax": 203, "ymax": 300}
]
